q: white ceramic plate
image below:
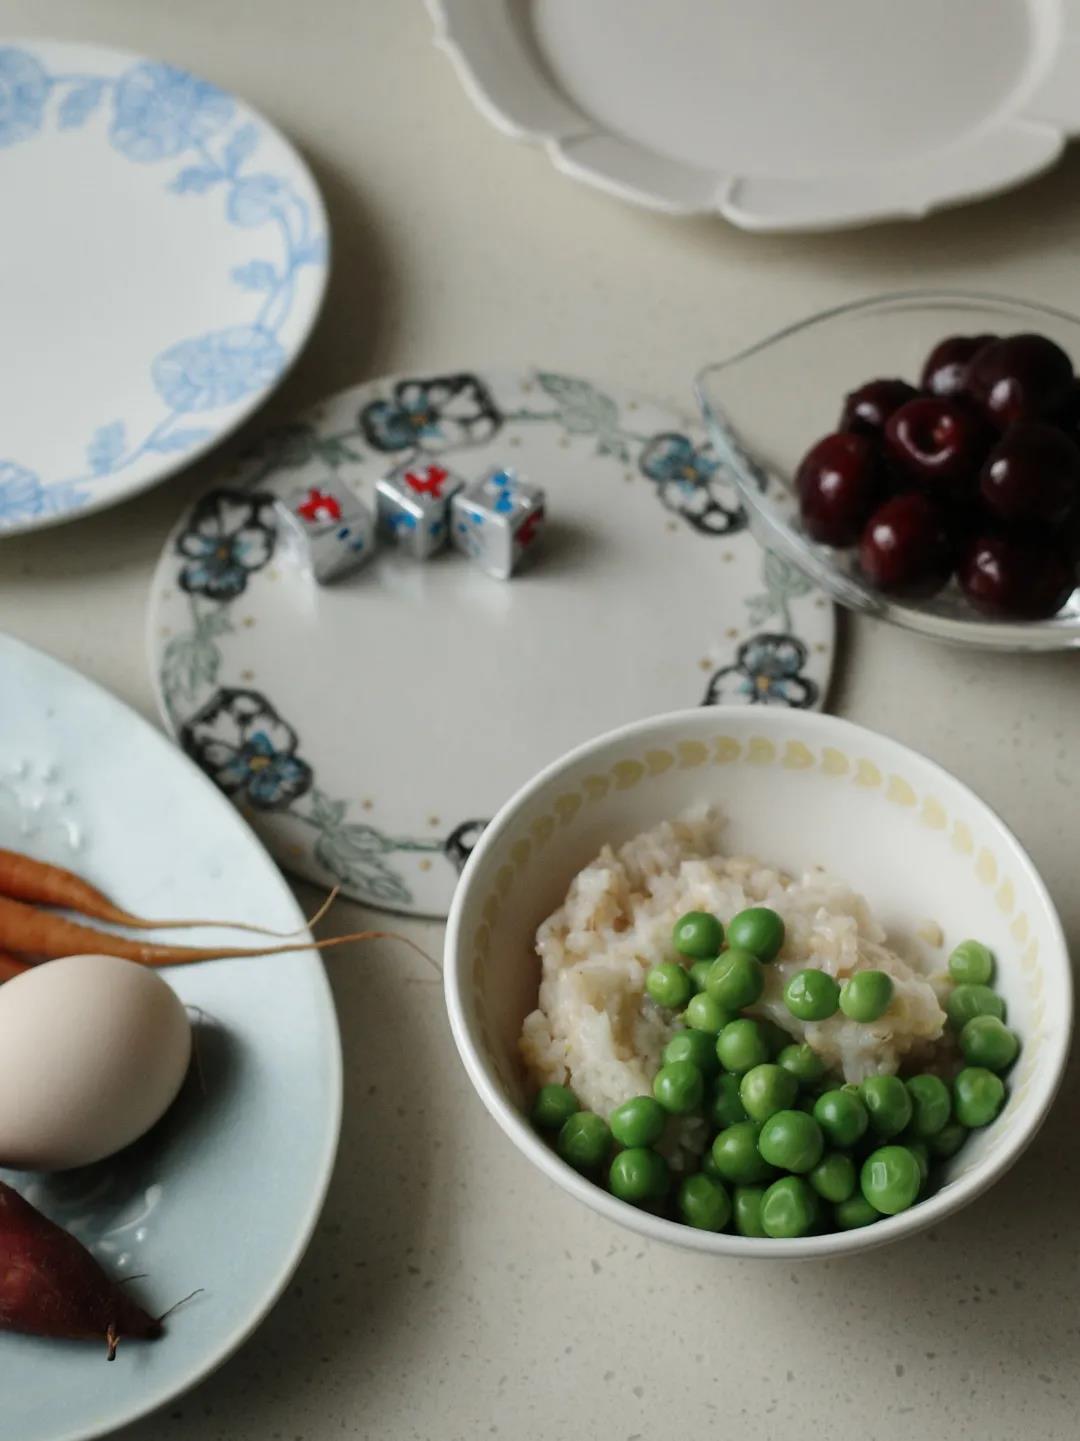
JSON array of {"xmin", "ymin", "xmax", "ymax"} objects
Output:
[
  {"xmin": 146, "ymin": 368, "xmax": 835, "ymax": 918},
  {"xmin": 0, "ymin": 634, "xmax": 341, "ymax": 1441},
  {"xmin": 430, "ymin": 0, "xmax": 1080, "ymax": 230},
  {"xmin": 0, "ymin": 39, "xmax": 328, "ymax": 534}
]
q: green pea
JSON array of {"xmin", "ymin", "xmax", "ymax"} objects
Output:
[
  {"xmin": 860, "ymin": 1145, "xmax": 921, "ymax": 1214},
  {"xmin": 960, "ymin": 1015, "xmax": 1019, "ymax": 1073},
  {"xmin": 705, "ymin": 949, "xmax": 764, "ymax": 1010},
  {"xmin": 834, "ymin": 1193, "xmax": 879, "ymax": 1230},
  {"xmin": 948, "ymin": 939, "xmax": 995, "ymax": 986},
  {"xmin": 663, "ymin": 1029, "xmax": 720, "ymax": 1076},
  {"xmin": 609, "ymin": 1095, "xmax": 666, "ymax": 1149},
  {"xmin": 715, "ymin": 1018, "xmax": 770, "ymax": 1074},
  {"xmin": 928, "ymin": 1119, "xmax": 968, "ymax": 1159},
  {"xmin": 809, "ymin": 1151, "xmax": 857, "ymax": 1204},
  {"xmin": 777, "ymin": 1043, "xmax": 826, "ymax": 1087},
  {"xmin": 839, "ymin": 970, "xmax": 894, "ymax": 1022},
  {"xmin": 946, "ymin": 983, "xmax": 1005, "ymax": 1030},
  {"xmin": 784, "ymin": 969, "xmax": 840, "ymax": 1022},
  {"xmin": 953, "ymin": 1067, "xmax": 1005, "ymax": 1128},
  {"xmin": 760, "ymin": 1176, "xmax": 820, "ymax": 1238},
  {"xmin": 556, "ymin": 1112, "xmax": 611, "ymax": 1172},
  {"xmin": 740, "ymin": 1064, "xmax": 799, "ymax": 1122},
  {"xmin": 860, "ymin": 1074, "xmax": 913, "ymax": 1140},
  {"xmin": 905, "ymin": 1074, "xmax": 951, "ymax": 1138},
  {"xmin": 645, "ymin": 962, "xmax": 693, "ymax": 1010},
  {"xmin": 813, "ymin": 1089, "xmax": 869, "ymax": 1148},
  {"xmin": 727, "ymin": 906, "xmax": 786, "ymax": 962},
  {"xmin": 531, "ymin": 1083, "xmax": 578, "ymax": 1131},
  {"xmin": 653, "ymin": 1060, "xmax": 705, "ymax": 1115},
  {"xmin": 907, "ymin": 1141, "xmax": 930, "ymax": 1189},
  {"xmin": 689, "ymin": 960, "xmax": 715, "ymax": 994},
  {"xmin": 678, "ymin": 1172, "xmax": 731, "ymax": 1231},
  {"xmin": 731, "ymin": 1184, "xmax": 767, "ymax": 1236},
  {"xmin": 700, "ymin": 1146, "xmax": 725, "ymax": 1182},
  {"xmin": 710, "ymin": 1121, "xmax": 776, "ymax": 1184},
  {"xmin": 685, "ymin": 992, "xmax": 733, "ymax": 1035},
  {"xmin": 608, "ymin": 1147, "xmax": 669, "ymax": 1204},
  {"xmin": 758, "ymin": 1110, "xmax": 825, "ymax": 1173},
  {"xmin": 673, "ymin": 911, "xmax": 724, "ymax": 959},
  {"xmin": 710, "ymin": 1072, "xmax": 749, "ymax": 1130},
  {"xmin": 757, "ymin": 1018, "xmax": 793, "ymax": 1057}
]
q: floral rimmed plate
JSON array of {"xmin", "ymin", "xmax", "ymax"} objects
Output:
[
  {"xmin": 0, "ymin": 39, "xmax": 327, "ymax": 535},
  {"xmin": 147, "ymin": 369, "xmax": 835, "ymax": 918}
]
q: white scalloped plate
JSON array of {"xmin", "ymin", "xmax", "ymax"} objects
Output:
[{"xmin": 429, "ymin": 0, "xmax": 1080, "ymax": 230}]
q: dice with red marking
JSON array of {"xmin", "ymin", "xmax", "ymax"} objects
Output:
[
  {"xmin": 450, "ymin": 467, "xmax": 545, "ymax": 579},
  {"xmin": 375, "ymin": 462, "xmax": 465, "ymax": 559},
  {"xmin": 274, "ymin": 479, "xmax": 376, "ymax": 583}
]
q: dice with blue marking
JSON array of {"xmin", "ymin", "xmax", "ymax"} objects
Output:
[
  {"xmin": 450, "ymin": 467, "xmax": 545, "ymax": 580},
  {"xmin": 274, "ymin": 479, "xmax": 376, "ymax": 583},
  {"xmin": 375, "ymin": 462, "xmax": 465, "ymax": 559}
]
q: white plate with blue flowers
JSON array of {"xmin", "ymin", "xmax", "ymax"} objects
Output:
[
  {"xmin": 0, "ymin": 40, "xmax": 328, "ymax": 535},
  {"xmin": 147, "ymin": 369, "xmax": 835, "ymax": 918}
]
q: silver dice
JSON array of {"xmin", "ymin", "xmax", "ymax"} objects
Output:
[
  {"xmin": 450, "ymin": 467, "xmax": 545, "ymax": 580},
  {"xmin": 375, "ymin": 462, "xmax": 465, "ymax": 560},
  {"xmin": 274, "ymin": 479, "xmax": 376, "ymax": 583}
]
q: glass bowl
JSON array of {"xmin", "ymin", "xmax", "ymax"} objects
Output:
[{"xmin": 695, "ymin": 290, "xmax": 1080, "ymax": 651}]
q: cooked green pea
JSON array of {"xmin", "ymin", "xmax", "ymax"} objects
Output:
[
  {"xmin": 813, "ymin": 1089, "xmax": 869, "ymax": 1148},
  {"xmin": 733, "ymin": 1184, "xmax": 768, "ymax": 1237},
  {"xmin": 809, "ymin": 1151, "xmax": 857, "ymax": 1204},
  {"xmin": 678, "ymin": 1172, "xmax": 731, "ymax": 1231},
  {"xmin": 710, "ymin": 1121, "xmax": 776, "ymax": 1184},
  {"xmin": 608, "ymin": 1147, "xmax": 669, "ymax": 1204},
  {"xmin": 689, "ymin": 960, "xmax": 715, "ymax": 994},
  {"xmin": 727, "ymin": 906, "xmax": 786, "ymax": 962},
  {"xmin": 960, "ymin": 1015, "xmax": 1019, "ymax": 1073},
  {"xmin": 645, "ymin": 962, "xmax": 693, "ymax": 1010},
  {"xmin": 907, "ymin": 1141, "xmax": 930, "ymax": 1189},
  {"xmin": 948, "ymin": 939, "xmax": 995, "ymax": 986},
  {"xmin": 531, "ymin": 1083, "xmax": 578, "ymax": 1131},
  {"xmin": 777, "ymin": 1043, "xmax": 826, "ymax": 1087},
  {"xmin": 946, "ymin": 983, "xmax": 1005, "ymax": 1030},
  {"xmin": 609, "ymin": 1096, "xmax": 666, "ymax": 1149},
  {"xmin": 839, "ymin": 970, "xmax": 894, "ymax": 1022},
  {"xmin": 860, "ymin": 1145, "xmax": 921, "ymax": 1214},
  {"xmin": 953, "ymin": 1067, "xmax": 1005, "ymax": 1128},
  {"xmin": 927, "ymin": 1119, "xmax": 968, "ymax": 1159},
  {"xmin": 556, "ymin": 1112, "xmax": 611, "ymax": 1172},
  {"xmin": 860, "ymin": 1074, "xmax": 913, "ymax": 1139},
  {"xmin": 705, "ymin": 949, "xmax": 764, "ymax": 1010},
  {"xmin": 715, "ymin": 1018, "xmax": 770, "ymax": 1074},
  {"xmin": 685, "ymin": 992, "xmax": 732, "ymax": 1035},
  {"xmin": 834, "ymin": 1193, "xmax": 879, "ymax": 1230},
  {"xmin": 710, "ymin": 1072, "xmax": 749, "ymax": 1130},
  {"xmin": 673, "ymin": 911, "xmax": 724, "ymax": 959},
  {"xmin": 758, "ymin": 1110, "xmax": 825, "ymax": 1173},
  {"xmin": 784, "ymin": 969, "xmax": 840, "ymax": 1022},
  {"xmin": 663, "ymin": 1029, "xmax": 720, "ymax": 1076},
  {"xmin": 760, "ymin": 1176, "xmax": 820, "ymax": 1238},
  {"xmin": 905, "ymin": 1074, "xmax": 951, "ymax": 1138},
  {"xmin": 757, "ymin": 1019, "xmax": 793, "ymax": 1057},
  {"xmin": 653, "ymin": 1060, "xmax": 705, "ymax": 1115},
  {"xmin": 740, "ymin": 1064, "xmax": 799, "ymax": 1122}
]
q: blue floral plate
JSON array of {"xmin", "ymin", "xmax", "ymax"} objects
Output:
[
  {"xmin": 147, "ymin": 369, "xmax": 835, "ymax": 917},
  {"xmin": 0, "ymin": 40, "xmax": 328, "ymax": 535}
]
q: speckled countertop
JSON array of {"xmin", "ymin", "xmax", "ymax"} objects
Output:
[{"xmin": 2, "ymin": 3, "xmax": 1079, "ymax": 1438}]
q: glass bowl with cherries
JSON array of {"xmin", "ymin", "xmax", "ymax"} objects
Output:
[{"xmin": 696, "ymin": 291, "xmax": 1080, "ymax": 650}]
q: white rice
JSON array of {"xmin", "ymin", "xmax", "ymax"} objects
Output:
[{"xmin": 520, "ymin": 809, "xmax": 948, "ymax": 1154}]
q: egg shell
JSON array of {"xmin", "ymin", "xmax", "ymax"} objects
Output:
[{"xmin": 0, "ymin": 953, "xmax": 192, "ymax": 1171}]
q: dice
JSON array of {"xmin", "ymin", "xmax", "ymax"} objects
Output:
[
  {"xmin": 450, "ymin": 467, "xmax": 545, "ymax": 579},
  {"xmin": 375, "ymin": 462, "xmax": 464, "ymax": 559},
  {"xmin": 274, "ymin": 479, "xmax": 376, "ymax": 583}
]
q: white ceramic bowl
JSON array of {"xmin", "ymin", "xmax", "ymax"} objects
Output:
[{"xmin": 445, "ymin": 707, "xmax": 1071, "ymax": 1258}]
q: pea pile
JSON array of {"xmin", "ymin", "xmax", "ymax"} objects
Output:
[{"xmin": 530, "ymin": 914, "xmax": 1019, "ymax": 1239}]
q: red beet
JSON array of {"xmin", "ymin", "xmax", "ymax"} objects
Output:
[{"xmin": 0, "ymin": 1180, "xmax": 161, "ymax": 1358}]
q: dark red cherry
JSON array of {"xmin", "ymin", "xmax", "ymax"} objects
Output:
[
  {"xmin": 840, "ymin": 379, "xmax": 919, "ymax": 436},
  {"xmin": 1049, "ymin": 377, "xmax": 1080, "ymax": 440},
  {"xmin": 979, "ymin": 421, "xmax": 1080, "ymax": 527},
  {"xmin": 959, "ymin": 534, "xmax": 1076, "ymax": 619},
  {"xmin": 858, "ymin": 492, "xmax": 953, "ymax": 597},
  {"xmin": 796, "ymin": 432, "xmax": 883, "ymax": 546},
  {"xmin": 919, "ymin": 334, "xmax": 998, "ymax": 398},
  {"xmin": 966, "ymin": 333, "xmax": 1074, "ymax": 429},
  {"xmin": 883, "ymin": 397, "xmax": 990, "ymax": 498}
]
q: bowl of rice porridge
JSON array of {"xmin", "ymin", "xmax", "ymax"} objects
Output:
[{"xmin": 444, "ymin": 708, "xmax": 1070, "ymax": 1257}]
